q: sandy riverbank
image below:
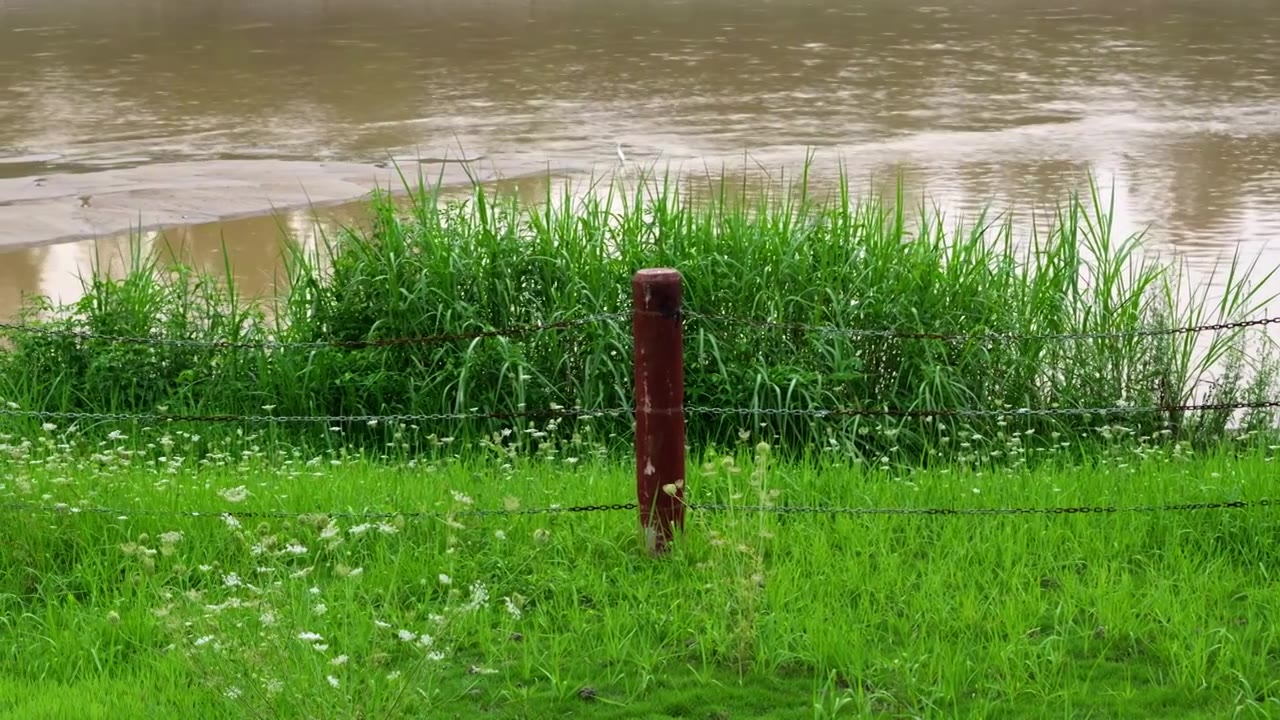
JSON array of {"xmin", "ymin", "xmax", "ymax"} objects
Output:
[{"xmin": 0, "ymin": 158, "xmax": 497, "ymax": 249}]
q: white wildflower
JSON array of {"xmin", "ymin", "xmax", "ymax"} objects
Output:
[
  {"xmin": 259, "ymin": 611, "xmax": 277, "ymax": 626},
  {"xmin": 223, "ymin": 573, "xmax": 242, "ymax": 588},
  {"xmin": 297, "ymin": 631, "xmax": 324, "ymax": 642},
  {"xmin": 462, "ymin": 581, "xmax": 489, "ymax": 612},
  {"xmin": 218, "ymin": 485, "xmax": 249, "ymax": 503},
  {"xmin": 158, "ymin": 532, "xmax": 183, "ymax": 545},
  {"xmin": 398, "ymin": 629, "xmax": 416, "ymax": 642},
  {"xmin": 438, "ymin": 574, "xmax": 452, "ymax": 586},
  {"xmin": 220, "ymin": 513, "xmax": 240, "ymax": 529},
  {"xmin": 330, "ymin": 654, "xmax": 348, "ymax": 666},
  {"xmin": 313, "ymin": 603, "xmax": 328, "ymax": 616},
  {"xmin": 283, "ymin": 543, "xmax": 307, "ymax": 555},
  {"xmin": 504, "ymin": 596, "xmax": 522, "ymax": 620},
  {"xmin": 326, "ymin": 675, "xmax": 340, "ymax": 689},
  {"xmin": 194, "ymin": 635, "xmax": 215, "ymax": 647}
]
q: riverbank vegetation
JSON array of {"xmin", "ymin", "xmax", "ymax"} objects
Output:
[
  {"xmin": 0, "ymin": 167, "xmax": 1275, "ymax": 462},
  {"xmin": 2, "ymin": 168, "xmax": 1279, "ymax": 718}
]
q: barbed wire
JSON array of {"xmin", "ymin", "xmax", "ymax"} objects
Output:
[
  {"xmin": 4, "ymin": 309, "xmax": 1275, "ymax": 352},
  {"xmin": 2, "ymin": 398, "xmax": 1276, "ymax": 426},
  {"xmin": 0, "ymin": 312, "xmax": 627, "ymax": 351},
  {"xmin": 3, "ymin": 497, "xmax": 1267, "ymax": 522},
  {"xmin": 685, "ymin": 311, "xmax": 1280, "ymax": 344},
  {"xmin": 686, "ymin": 398, "xmax": 1280, "ymax": 420},
  {"xmin": 0, "ymin": 407, "xmax": 633, "ymax": 425},
  {"xmin": 688, "ymin": 498, "xmax": 1272, "ymax": 516},
  {"xmin": 0, "ymin": 500, "xmax": 638, "ymax": 520}
]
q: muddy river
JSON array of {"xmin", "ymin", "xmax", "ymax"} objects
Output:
[{"xmin": 2, "ymin": 0, "xmax": 1278, "ymax": 319}]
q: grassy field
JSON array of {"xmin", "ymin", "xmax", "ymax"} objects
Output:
[
  {"xmin": 3, "ymin": 169, "xmax": 1280, "ymax": 717},
  {"xmin": 4, "ymin": 425, "xmax": 1280, "ymax": 719}
]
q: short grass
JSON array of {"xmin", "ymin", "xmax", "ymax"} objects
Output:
[{"xmin": 4, "ymin": 426, "xmax": 1280, "ymax": 719}]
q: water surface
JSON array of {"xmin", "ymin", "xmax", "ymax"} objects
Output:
[{"xmin": 2, "ymin": 0, "xmax": 1278, "ymax": 318}]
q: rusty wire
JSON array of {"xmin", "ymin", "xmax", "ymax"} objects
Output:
[
  {"xmin": 0, "ymin": 407, "xmax": 632, "ymax": 425},
  {"xmin": 3, "ymin": 397, "xmax": 1278, "ymax": 426},
  {"xmin": 0, "ymin": 500, "xmax": 638, "ymax": 521},
  {"xmin": 686, "ymin": 398, "xmax": 1280, "ymax": 420},
  {"xmin": 687, "ymin": 498, "xmax": 1272, "ymax": 516},
  {"xmin": 683, "ymin": 311, "xmax": 1280, "ymax": 343},
  {"xmin": 0, "ymin": 312, "xmax": 627, "ymax": 351},
  {"xmin": 3, "ymin": 498, "xmax": 1268, "ymax": 522}
]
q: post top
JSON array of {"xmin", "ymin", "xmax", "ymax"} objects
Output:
[{"xmin": 633, "ymin": 268, "xmax": 682, "ymax": 280}]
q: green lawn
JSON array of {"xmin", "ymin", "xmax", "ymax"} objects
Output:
[{"xmin": 3, "ymin": 432, "xmax": 1280, "ymax": 718}]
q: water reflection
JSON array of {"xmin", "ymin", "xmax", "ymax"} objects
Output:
[
  {"xmin": 1, "ymin": 0, "xmax": 1278, "ymax": 320},
  {"xmin": 0, "ymin": 208, "xmax": 340, "ymax": 321}
]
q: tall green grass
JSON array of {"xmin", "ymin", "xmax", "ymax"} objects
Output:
[{"xmin": 0, "ymin": 164, "xmax": 1275, "ymax": 461}]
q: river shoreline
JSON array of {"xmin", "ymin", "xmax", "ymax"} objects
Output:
[{"xmin": 0, "ymin": 158, "xmax": 499, "ymax": 250}]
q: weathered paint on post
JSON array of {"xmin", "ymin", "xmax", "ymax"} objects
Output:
[{"xmin": 632, "ymin": 268, "xmax": 685, "ymax": 556}]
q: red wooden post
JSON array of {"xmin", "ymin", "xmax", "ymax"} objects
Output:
[{"xmin": 633, "ymin": 268, "xmax": 686, "ymax": 556}]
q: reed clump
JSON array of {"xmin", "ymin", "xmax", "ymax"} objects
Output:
[{"xmin": 0, "ymin": 166, "xmax": 1274, "ymax": 461}]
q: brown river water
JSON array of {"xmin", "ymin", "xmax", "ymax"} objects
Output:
[{"xmin": 1, "ymin": 0, "xmax": 1279, "ymax": 321}]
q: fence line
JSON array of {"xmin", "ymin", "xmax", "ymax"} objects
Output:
[
  {"xmin": 0, "ymin": 312, "xmax": 627, "ymax": 351},
  {"xmin": 4, "ymin": 398, "xmax": 1276, "ymax": 427},
  {"xmin": 3, "ymin": 497, "xmax": 1269, "ymax": 523},
  {"xmin": 0, "ymin": 500, "xmax": 639, "ymax": 521},
  {"xmin": 4, "ymin": 268, "xmax": 1279, "ymax": 557},
  {"xmin": 688, "ymin": 498, "xmax": 1273, "ymax": 516},
  {"xmin": 0, "ymin": 407, "xmax": 633, "ymax": 425},
  {"xmin": 686, "ymin": 399, "xmax": 1280, "ymax": 420},
  {"xmin": 685, "ymin": 311, "xmax": 1280, "ymax": 343},
  {"xmin": 3, "ymin": 310, "xmax": 1277, "ymax": 353}
]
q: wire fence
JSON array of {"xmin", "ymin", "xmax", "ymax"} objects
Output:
[
  {"xmin": 3, "ymin": 310, "xmax": 1276, "ymax": 350},
  {"xmin": 0, "ymin": 407, "xmax": 632, "ymax": 425},
  {"xmin": 2, "ymin": 306, "xmax": 1278, "ymax": 526},
  {"xmin": 0, "ymin": 500, "xmax": 640, "ymax": 521},
  {"xmin": 683, "ymin": 311, "xmax": 1280, "ymax": 344},
  {"xmin": 686, "ymin": 399, "xmax": 1280, "ymax": 419},
  {"xmin": 0, "ymin": 313, "xmax": 628, "ymax": 351},
  {"xmin": 3, "ymin": 496, "xmax": 1270, "ymax": 522},
  {"xmin": 3, "ymin": 398, "xmax": 1277, "ymax": 427}
]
